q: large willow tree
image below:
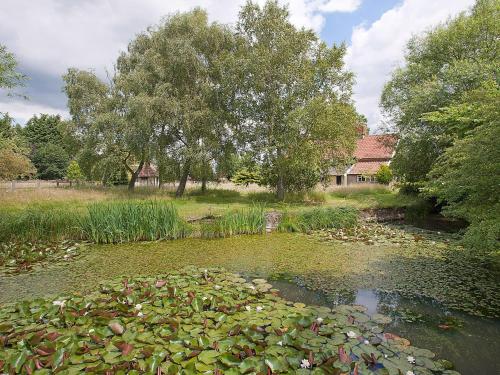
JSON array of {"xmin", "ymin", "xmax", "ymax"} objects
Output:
[{"xmin": 236, "ymin": 1, "xmax": 358, "ymax": 200}]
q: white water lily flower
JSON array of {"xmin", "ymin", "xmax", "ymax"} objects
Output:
[
  {"xmin": 277, "ymin": 341, "xmax": 283, "ymax": 346},
  {"xmin": 406, "ymin": 371, "xmax": 415, "ymax": 375},
  {"xmin": 256, "ymin": 306, "xmax": 263, "ymax": 312},
  {"xmin": 137, "ymin": 312, "xmax": 144, "ymax": 317},
  {"xmin": 316, "ymin": 317, "xmax": 323, "ymax": 323},
  {"xmin": 364, "ymin": 340, "xmax": 369, "ymax": 345},
  {"xmin": 135, "ymin": 304, "xmax": 142, "ymax": 310},
  {"xmin": 53, "ymin": 300, "xmax": 65, "ymax": 307},
  {"xmin": 300, "ymin": 359, "xmax": 311, "ymax": 369},
  {"xmin": 89, "ymin": 328, "xmax": 95, "ymax": 333},
  {"xmin": 346, "ymin": 331, "xmax": 357, "ymax": 338},
  {"xmin": 407, "ymin": 356, "xmax": 416, "ymax": 364},
  {"xmin": 245, "ymin": 306, "xmax": 252, "ymax": 311}
]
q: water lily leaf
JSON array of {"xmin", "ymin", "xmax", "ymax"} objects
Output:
[
  {"xmin": 219, "ymin": 353, "xmax": 240, "ymax": 367},
  {"xmin": 198, "ymin": 350, "xmax": 219, "ymax": 364},
  {"xmin": 264, "ymin": 356, "xmax": 288, "ymax": 372}
]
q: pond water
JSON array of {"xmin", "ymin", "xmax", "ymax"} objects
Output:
[
  {"xmin": 272, "ymin": 279, "xmax": 500, "ymax": 375},
  {"xmin": 1, "ymin": 227, "xmax": 499, "ymax": 374}
]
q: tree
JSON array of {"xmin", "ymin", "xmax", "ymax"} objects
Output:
[
  {"xmin": 422, "ymin": 81, "xmax": 499, "ymax": 252},
  {"xmin": 0, "ymin": 113, "xmax": 35, "ymax": 180},
  {"xmin": 0, "ymin": 44, "xmax": 26, "ymax": 94},
  {"xmin": 66, "ymin": 160, "xmax": 84, "ymax": 183},
  {"xmin": 236, "ymin": 1, "xmax": 358, "ymax": 200},
  {"xmin": 32, "ymin": 143, "xmax": 69, "ymax": 180},
  {"xmin": 119, "ymin": 9, "xmax": 237, "ymax": 196},
  {"xmin": 231, "ymin": 168, "xmax": 262, "ymax": 187},
  {"xmin": 381, "ymin": 0, "xmax": 499, "ymax": 185},
  {"xmin": 375, "ymin": 165, "xmax": 393, "ymax": 185},
  {"xmin": 63, "ymin": 67, "xmax": 154, "ymax": 190}
]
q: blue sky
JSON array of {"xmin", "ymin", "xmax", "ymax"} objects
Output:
[
  {"xmin": 0, "ymin": 0, "xmax": 475, "ymax": 130},
  {"xmin": 321, "ymin": 0, "xmax": 401, "ymax": 46}
]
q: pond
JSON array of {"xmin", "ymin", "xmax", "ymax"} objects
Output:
[
  {"xmin": 271, "ymin": 280, "xmax": 500, "ymax": 375},
  {"xmin": 1, "ymin": 225, "xmax": 499, "ymax": 374}
]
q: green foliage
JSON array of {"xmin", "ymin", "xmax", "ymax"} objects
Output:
[
  {"xmin": 375, "ymin": 165, "xmax": 393, "ymax": 185},
  {"xmin": 200, "ymin": 206, "xmax": 265, "ymax": 238},
  {"xmin": 381, "ymin": 0, "xmax": 499, "ymax": 184},
  {"xmin": 231, "ymin": 168, "xmax": 261, "ymax": 186},
  {"xmin": 0, "ymin": 113, "xmax": 35, "ymax": 180},
  {"xmin": 0, "ymin": 44, "xmax": 26, "ymax": 93},
  {"xmin": 422, "ymin": 82, "xmax": 500, "ymax": 252},
  {"xmin": 32, "ymin": 143, "xmax": 70, "ymax": 180},
  {"xmin": 236, "ymin": 1, "xmax": 358, "ymax": 199},
  {"xmin": 278, "ymin": 207, "xmax": 358, "ymax": 233},
  {"xmin": 80, "ymin": 200, "xmax": 190, "ymax": 244},
  {"xmin": 66, "ymin": 160, "xmax": 84, "ymax": 181},
  {"xmin": 23, "ymin": 114, "xmax": 65, "ymax": 150}
]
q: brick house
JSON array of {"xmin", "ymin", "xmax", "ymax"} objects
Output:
[{"xmin": 332, "ymin": 133, "xmax": 397, "ymax": 186}]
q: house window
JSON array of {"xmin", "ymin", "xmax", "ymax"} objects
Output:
[{"xmin": 357, "ymin": 175, "xmax": 373, "ymax": 183}]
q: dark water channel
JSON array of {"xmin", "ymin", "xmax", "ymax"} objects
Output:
[{"xmin": 271, "ymin": 280, "xmax": 500, "ymax": 375}]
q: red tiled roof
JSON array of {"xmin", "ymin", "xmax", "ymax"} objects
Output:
[
  {"xmin": 350, "ymin": 161, "xmax": 388, "ymax": 175},
  {"xmin": 354, "ymin": 134, "xmax": 397, "ymax": 160},
  {"xmin": 138, "ymin": 164, "xmax": 158, "ymax": 178}
]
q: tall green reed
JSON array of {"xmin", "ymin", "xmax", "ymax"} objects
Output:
[
  {"xmin": 200, "ymin": 206, "xmax": 266, "ymax": 239},
  {"xmin": 278, "ymin": 207, "xmax": 358, "ymax": 233},
  {"xmin": 79, "ymin": 200, "xmax": 190, "ymax": 244}
]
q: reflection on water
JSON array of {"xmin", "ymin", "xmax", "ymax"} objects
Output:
[{"xmin": 271, "ymin": 280, "xmax": 500, "ymax": 375}]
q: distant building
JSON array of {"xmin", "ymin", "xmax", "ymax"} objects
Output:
[
  {"xmin": 331, "ymin": 130, "xmax": 397, "ymax": 186},
  {"xmin": 137, "ymin": 163, "xmax": 159, "ymax": 187}
]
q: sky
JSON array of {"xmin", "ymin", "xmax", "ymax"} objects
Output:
[{"xmin": 0, "ymin": 0, "xmax": 476, "ymax": 131}]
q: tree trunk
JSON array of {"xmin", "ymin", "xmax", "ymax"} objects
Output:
[
  {"xmin": 201, "ymin": 176, "xmax": 207, "ymax": 193},
  {"xmin": 176, "ymin": 162, "xmax": 190, "ymax": 197},
  {"xmin": 276, "ymin": 173, "xmax": 285, "ymax": 201},
  {"xmin": 128, "ymin": 159, "xmax": 145, "ymax": 191}
]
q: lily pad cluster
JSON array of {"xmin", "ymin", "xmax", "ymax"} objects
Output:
[
  {"xmin": 0, "ymin": 267, "xmax": 459, "ymax": 374},
  {"xmin": 0, "ymin": 241, "xmax": 82, "ymax": 276},
  {"xmin": 313, "ymin": 224, "xmax": 459, "ymax": 247}
]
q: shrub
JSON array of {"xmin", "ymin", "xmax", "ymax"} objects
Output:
[
  {"xmin": 80, "ymin": 200, "xmax": 190, "ymax": 244},
  {"xmin": 201, "ymin": 206, "xmax": 265, "ymax": 238},
  {"xmin": 231, "ymin": 168, "xmax": 262, "ymax": 186},
  {"xmin": 278, "ymin": 207, "xmax": 358, "ymax": 233},
  {"xmin": 375, "ymin": 165, "xmax": 393, "ymax": 185}
]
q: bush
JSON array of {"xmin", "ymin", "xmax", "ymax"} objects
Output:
[
  {"xmin": 231, "ymin": 168, "xmax": 262, "ymax": 186},
  {"xmin": 375, "ymin": 165, "xmax": 393, "ymax": 185},
  {"xmin": 80, "ymin": 200, "xmax": 190, "ymax": 244},
  {"xmin": 278, "ymin": 207, "xmax": 358, "ymax": 233},
  {"xmin": 200, "ymin": 206, "xmax": 265, "ymax": 238}
]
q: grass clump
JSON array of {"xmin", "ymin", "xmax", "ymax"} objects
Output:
[
  {"xmin": 80, "ymin": 200, "xmax": 190, "ymax": 244},
  {"xmin": 0, "ymin": 206, "xmax": 82, "ymax": 242},
  {"xmin": 278, "ymin": 207, "xmax": 358, "ymax": 233},
  {"xmin": 201, "ymin": 206, "xmax": 265, "ymax": 238}
]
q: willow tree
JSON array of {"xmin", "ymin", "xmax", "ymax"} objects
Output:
[
  {"xmin": 115, "ymin": 9, "xmax": 238, "ymax": 196},
  {"xmin": 236, "ymin": 1, "xmax": 358, "ymax": 200}
]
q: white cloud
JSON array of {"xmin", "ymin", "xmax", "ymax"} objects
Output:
[
  {"xmin": 0, "ymin": 99, "xmax": 69, "ymax": 124},
  {"xmin": 319, "ymin": 0, "xmax": 361, "ymax": 12},
  {"xmin": 346, "ymin": 0, "xmax": 475, "ymax": 132}
]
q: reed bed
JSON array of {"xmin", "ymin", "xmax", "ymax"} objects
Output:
[
  {"xmin": 0, "ymin": 206, "xmax": 82, "ymax": 242},
  {"xmin": 278, "ymin": 207, "xmax": 358, "ymax": 233},
  {"xmin": 200, "ymin": 206, "xmax": 266, "ymax": 239},
  {"xmin": 80, "ymin": 200, "xmax": 190, "ymax": 244}
]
